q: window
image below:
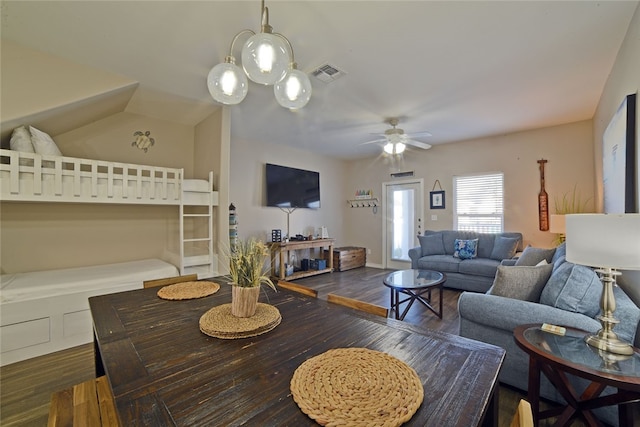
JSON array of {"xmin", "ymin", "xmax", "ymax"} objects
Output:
[{"xmin": 453, "ymin": 173, "xmax": 504, "ymax": 233}]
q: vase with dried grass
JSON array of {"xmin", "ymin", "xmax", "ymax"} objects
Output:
[{"xmin": 228, "ymin": 238, "xmax": 275, "ymax": 317}]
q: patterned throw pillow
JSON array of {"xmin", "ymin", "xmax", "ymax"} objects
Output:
[{"xmin": 453, "ymin": 239, "xmax": 478, "ymax": 260}]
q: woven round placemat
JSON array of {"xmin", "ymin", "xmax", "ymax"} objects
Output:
[
  {"xmin": 290, "ymin": 347, "xmax": 424, "ymax": 427},
  {"xmin": 199, "ymin": 303, "xmax": 281, "ymax": 339},
  {"xmin": 157, "ymin": 281, "xmax": 220, "ymax": 300}
]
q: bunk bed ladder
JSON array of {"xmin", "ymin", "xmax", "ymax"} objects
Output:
[{"xmin": 179, "ymin": 171, "xmax": 215, "ymax": 279}]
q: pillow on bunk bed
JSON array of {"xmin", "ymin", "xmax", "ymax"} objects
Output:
[
  {"xmin": 29, "ymin": 126, "xmax": 62, "ymax": 157},
  {"xmin": 9, "ymin": 126, "xmax": 35, "ymax": 165}
]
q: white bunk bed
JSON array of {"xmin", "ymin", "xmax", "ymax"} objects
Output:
[{"xmin": 0, "ymin": 148, "xmax": 219, "ymax": 365}]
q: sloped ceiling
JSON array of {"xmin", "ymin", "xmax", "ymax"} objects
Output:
[{"xmin": 1, "ymin": 1, "xmax": 638, "ymax": 159}]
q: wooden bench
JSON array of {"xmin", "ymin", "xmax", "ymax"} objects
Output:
[
  {"xmin": 48, "ymin": 376, "xmax": 119, "ymax": 427},
  {"xmin": 276, "ymin": 280, "xmax": 318, "ymax": 298},
  {"xmin": 327, "ymin": 293, "xmax": 388, "ymax": 318}
]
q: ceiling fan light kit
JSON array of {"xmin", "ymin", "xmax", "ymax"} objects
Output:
[
  {"xmin": 365, "ymin": 117, "xmax": 432, "ymax": 155},
  {"xmin": 207, "ymin": 0, "xmax": 312, "ymax": 109}
]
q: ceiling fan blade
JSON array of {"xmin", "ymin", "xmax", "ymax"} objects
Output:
[
  {"xmin": 406, "ymin": 139, "xmax": 432, "ymax": 150},
  {"xmin": 407, "ymin": 131, "xmax": 433, "ymax": 138},
  {"xmin": 359, "ymin": 138, "xmax": 387, "ymax": 145}
]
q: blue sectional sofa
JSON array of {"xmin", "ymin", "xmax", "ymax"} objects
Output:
[
  {"xmin": 408, "ymin": 230, "xmax": 523, "ymax": 292},
  {"xmin": 458, "ymin": 243, "xmax": 640, "ymax": 426}
]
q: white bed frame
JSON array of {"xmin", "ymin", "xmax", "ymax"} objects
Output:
[{"xmin": 0, "ymin": 148, "xmax": 220, "ymax": 365}]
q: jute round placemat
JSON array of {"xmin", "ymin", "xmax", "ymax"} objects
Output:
[
  {"xmin": 290, "ymin": 347, "xmax": 424, "ymax": 427},
  {"xmin": 157, "ymin": 281, "xmax": 220, "ymax": 300},
  {"xmin": 199, "ymin": 303, "xmax": 281, "ymax": 339}
]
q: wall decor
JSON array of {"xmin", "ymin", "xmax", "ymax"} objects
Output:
[
  {"xmin": 537, "ymin": 159, "xmax": 549, "ymax": 231},
  {"xmin": 430, "ymin": 180, "xmax": 445, "ymax": 209},
  {"xmin": 132, "ymin": 130, "xmax": 155, "ymax": 153},
  {"xmin": 603, "ymin": 93, "xmax": 637, "ymax": 213}
]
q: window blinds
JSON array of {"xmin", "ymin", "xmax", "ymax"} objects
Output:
[{"xmin": 453, "ymin": 173, "xmax": 504, "ymax": 233}]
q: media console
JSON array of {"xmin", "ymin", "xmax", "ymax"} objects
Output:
[{"xmin": 270, "ymin": 239, "xmax": 334, "ymax": 281}]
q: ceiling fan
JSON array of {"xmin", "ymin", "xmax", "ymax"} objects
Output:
[{"xmin": 363, "ymin": 118, "xmax": 432, "ymax": 154}]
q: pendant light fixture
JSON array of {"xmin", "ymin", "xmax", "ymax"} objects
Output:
[{"xmin": 207, "ymin": 0, "xmax": 312, "ymax": 109}]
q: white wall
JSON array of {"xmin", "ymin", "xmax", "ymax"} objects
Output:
[
  {"xmin": 344, "ymin": 120, "xmax": 595, "ymax": 265},
  {"xmin": 229, "ymin": 129, "xmax": 347, "ymax": 248},
  {"xmin": 592, "ymin": 3, "xmax": 640, "ymax": 300}
]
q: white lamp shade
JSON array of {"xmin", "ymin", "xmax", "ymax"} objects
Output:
[
  {"xmin": 241, "ymin": 32, "xmax": 290, "ymax": 85},
  {"xmin": 274, "ymin": 69, "xmax": 312, "ymax": 109},
  {"xmin": 566, "ymin": 214, "xmax": 640, "ymax": 269},
  {"xmin": 395, "ymin": 142, "xmax": 406, "ymax": 154},
  {"xmin": 549, "ymin": 214, "xmax": 566, "ymax": 234},
  {"xmin": 383, "ymin": 143, "xmax": 394, "ymax": 154},
  {"xmin": 207, "ymin": 62, "xmax": 248, "ymax": 105}
]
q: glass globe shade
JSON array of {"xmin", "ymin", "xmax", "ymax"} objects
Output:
[
  {"xmin": 384, "ymin": 143, "xmax": 394, "ymax": 154},
  {"xmin": 241, "ymin": 32, "xmax": 290, "ymax": 85},
  {"xmin": 274, "ymin": 69, "xmax": 312, "ymax": 109},
  {"xmin": 207, "ymin": 61, "xmax": 248, "ymax": 105},
  {"xmin": 395, "ymin": 142, "xmax": 406, "ymax": 154}
]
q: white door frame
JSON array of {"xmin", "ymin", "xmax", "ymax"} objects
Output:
[{"xmin": 382, "ymin": 178, "xmax": 424, "ymax": 269}]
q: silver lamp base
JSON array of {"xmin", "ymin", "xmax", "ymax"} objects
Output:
[
  {"xmin": 586, "ymin": 268, "xmax": 635, "ymax": 356},
  {"xmin": 585, "ymin": 331, "xmax": 634, "ymax": 356}
]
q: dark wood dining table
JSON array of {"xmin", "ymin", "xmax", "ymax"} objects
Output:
[{"xmin": 89, "ymin": 282, "xmax": 505, "ymax": 426}]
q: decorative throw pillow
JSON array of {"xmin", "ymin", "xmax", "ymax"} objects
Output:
[
  {"xmin": 418, "ymin": 234, "xmax": 446, "ymax": 256},
  {"xmin": 9, "ymin": 126, "xmax": 35, "ymax": 165},
  {"xmin": 29, "ymin": 126, "xmax": 62, "ymax": 156},
  {"xmin": 515, "ymin": 246, "xmax": 556, "ymax": 266},
  {"xmin": 453, "ymin": 239, "xmax": 478, "ymax": 260},
  {"xmin": 487, "ymin": 264, "xmax": 553, "ymax": 302},
  {"xmin": 489, "ymin": 236, "xmax": 520, "ymax": 261},
  {"xmin": 539, "ymin": 262, "xmax": 602, "ymax": 317}
]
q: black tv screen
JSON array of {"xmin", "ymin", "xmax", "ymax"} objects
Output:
[{"xmin": 266, "ymin": 163, "xmax": 320, "ymax": 209}]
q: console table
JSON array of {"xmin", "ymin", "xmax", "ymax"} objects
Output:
[{"xmin": 270, "ymin": 239, "xmax": 334, "ymax": 281}]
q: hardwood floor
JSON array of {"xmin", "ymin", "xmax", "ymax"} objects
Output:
[{"xmin": 0, "ymin": 267, "xmax": 583, "ymax": 426}]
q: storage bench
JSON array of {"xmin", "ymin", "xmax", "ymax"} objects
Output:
[{"xmin": 325, "ymin": 247, "xmax": 366, "ymax": 271}]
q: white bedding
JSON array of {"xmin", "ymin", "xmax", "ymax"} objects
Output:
[{"xmin": 0, "ymin": 258, "xmax": 179, "ymax": 303}]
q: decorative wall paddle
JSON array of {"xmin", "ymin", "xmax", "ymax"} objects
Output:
[{"xmin": 538, "ymin": 159, "xmax": 549, "ymax": 231}]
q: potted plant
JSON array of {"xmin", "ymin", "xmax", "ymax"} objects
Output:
[{"xmin": 228, "ymin": 238, "xmax": 276, "ymax": 317}]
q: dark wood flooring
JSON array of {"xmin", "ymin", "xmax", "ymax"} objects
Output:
[{"xmin": 0, "ymin": 267, "xmax": 586, "ymax": 426}]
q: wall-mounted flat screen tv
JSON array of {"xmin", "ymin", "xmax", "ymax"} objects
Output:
[{"xmin": 266, "ymin": 163, "xmax": 320, "ymax": 209}]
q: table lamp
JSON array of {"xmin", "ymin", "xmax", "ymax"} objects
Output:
[
  {"xmin": 549, "ymin": 214, "xmax": 566, "ymax": 243},
  {"xmin": 566, "ymin": 214, "xmax": 640, "ymax": 355}
]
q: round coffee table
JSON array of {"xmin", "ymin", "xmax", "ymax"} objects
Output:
[{"xmin": 383, "ymin": 269, "xmax": 446, "ymax": 320}]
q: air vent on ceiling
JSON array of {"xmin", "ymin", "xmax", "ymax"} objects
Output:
[
  {"xmin": 311, "ymin": 63, "xmax": 346, "ymax": 83},
  {"xmin": 390, "ymin": 171, "xmax": 415, "ymax": 178}
]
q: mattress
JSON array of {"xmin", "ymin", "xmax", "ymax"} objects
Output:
[{"xmin": 0, "ymin": 258, "xmax": 179, "ymax": 303}]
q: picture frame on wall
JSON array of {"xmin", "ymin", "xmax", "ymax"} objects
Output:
[
  {"xmin": 430, "ymin": 190, "xmax": 445, "ymax": 209},
  {"xmin": 603, "ymin": 93, "xmax": 637, "ymax": 213}
]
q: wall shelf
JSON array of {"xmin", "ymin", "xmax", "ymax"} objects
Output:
[{"xmin": 348, "ymin": 198, "xmax": 379, "ymax": 208}]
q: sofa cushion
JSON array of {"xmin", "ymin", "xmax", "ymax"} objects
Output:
[
  {"xmin": 515, "ymin": 246, "xmax": 556, "ymax": 266},
  {"xmin": 416, "ymin": 255, "xmax": 461, "ymax": 274},
  {"xmin": 459, "ymin": 258, "xmax": 501, "ymax": 278},
  {"xmin": 418, "ymin": 234, "xmax": 445, "ymax": 256},
  {"xmin": 551, "ymin": 243, "xmax": 566, "ymax": 271},
  {"xmin": 611, "ymin": 286, "xmax": 640, "ymax": 344},
  {"xmin": 539, "ymin": 262, "xmax": 601, "ymax": 317},
  {"xmin": 488, "ymin": 264, "xmax": 553, "ymax": 302},
  {"xmin": 454, "ymin": 239, "xmax": 478, "ymax": 260},
  {"xmin": 476, "ymin": 234, "xmax": 495, "ymax": 259},
  {"xmin": 490, "ymin": 236, "xmax": 520, "ymax": 261}
]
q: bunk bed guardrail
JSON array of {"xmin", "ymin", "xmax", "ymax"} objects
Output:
[{"xmin": 0, "ymin": 148, "xmax": 183, "ymax": 204}]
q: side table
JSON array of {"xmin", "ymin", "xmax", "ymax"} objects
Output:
[{"xmin": 514, "ymin": 324, "xmax": 640, "ymax": 426}]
